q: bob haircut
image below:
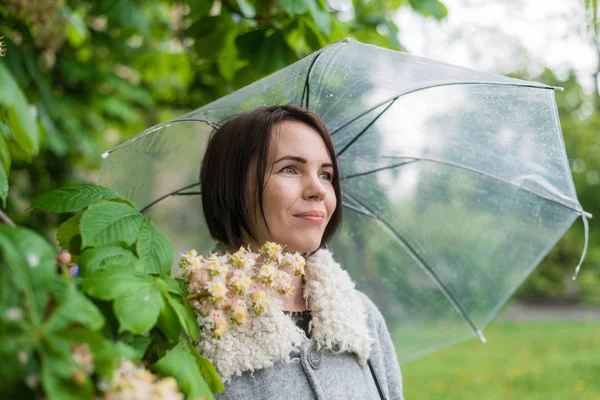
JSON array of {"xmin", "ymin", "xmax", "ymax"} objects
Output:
[{"xmin": 200, "ymin": 105, "xmax": 342, "ymax": 250}]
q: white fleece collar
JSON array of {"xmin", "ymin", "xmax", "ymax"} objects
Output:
[{"xmin": 195, "ymin": 248, "xmax": 374, "ymax": 382}]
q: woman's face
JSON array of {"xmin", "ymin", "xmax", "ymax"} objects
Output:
[{"xmin": 245, "ymin": 120, "xmax": 337, "ymax": 253}]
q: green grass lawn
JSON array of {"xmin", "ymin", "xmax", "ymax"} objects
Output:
[{"xmin": 400, "ymin": 320, "xmax": 600, "ymax": 400}]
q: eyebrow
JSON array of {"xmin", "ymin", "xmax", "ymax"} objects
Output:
[{"xmin": 273, "ymin": 155, "xmax": 334, "ymax": 168}]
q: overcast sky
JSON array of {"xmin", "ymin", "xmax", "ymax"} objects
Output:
[{"xmin": 394, "ymin": 0, "xmax": 597, "ymax": 93}]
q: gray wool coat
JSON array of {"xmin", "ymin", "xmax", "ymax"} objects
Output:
[{"xmin": 197, "ymin": 249, "xmax": 404, "ymax": 400}]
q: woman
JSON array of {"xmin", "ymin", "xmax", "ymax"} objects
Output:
[{"xmin": 198, "ymin": 105, "xmax": 404, "ymax": 400}]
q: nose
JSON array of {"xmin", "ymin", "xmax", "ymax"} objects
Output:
[{"xmin": 303, "ymin": 174, "xmax": 327, "ymax": 201}]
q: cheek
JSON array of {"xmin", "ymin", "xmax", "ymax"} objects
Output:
[
  {"xmin": 262, "ymin": 179, "xmax": 298, "ymax": 218},
  {"xmin": 326, "ymin": 186, "xmax": 337, "ymax": 220}
]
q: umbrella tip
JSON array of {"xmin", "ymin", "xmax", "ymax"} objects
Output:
[
  {"xmin": 476, "ymin": 330, "xmax": 487, "ymax": 344},
  {"xmin": 101, "ymin": 151, "xmax": 110, "ymax": 159},
  {"xmin": 553, "ymin": 86, "xmax": 565, "ymax": 92}
]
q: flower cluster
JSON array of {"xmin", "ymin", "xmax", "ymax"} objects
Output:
[
  {"xmin": 103, "ymin": 360, "xmax": 183, "ymax": 400},
  {"xmin": 180, "ymin": 242, "xmax": 306, "ymax": 339}
]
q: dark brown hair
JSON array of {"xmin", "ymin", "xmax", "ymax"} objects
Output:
[{"xmin": 200, "ymin": 105, "xmax": 342, "ymax": 250}]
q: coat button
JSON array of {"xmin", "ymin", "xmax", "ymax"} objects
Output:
[{"xmin": 307, "ymin": 347, "xmax": 322, "ymax": 369}]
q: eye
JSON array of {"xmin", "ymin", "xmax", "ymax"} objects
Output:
[
  {"xmin": 280, "ymin": 165, "xmax": 297, "ymax": 174},
  {"xmin": 319, "ymin": 171, "xmax": 333, "ymax": 181}
]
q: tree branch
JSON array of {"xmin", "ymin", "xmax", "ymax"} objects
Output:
[{"xmin": 0, "ymin": 209, "xmax": 15, "ymax": 227}]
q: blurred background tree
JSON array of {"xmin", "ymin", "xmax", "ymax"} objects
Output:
[
  {"xmin": 1, "ymin": 0, "xmax": 598, "ymax": 304},
  {"xmin": 0, "ymin": 0, "xmax": 446, "ymax": 228}
]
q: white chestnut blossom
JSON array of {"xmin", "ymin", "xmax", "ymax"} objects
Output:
[{"xmin": 179, "ymin": 242, "xmax": 306, "ymax": 340}]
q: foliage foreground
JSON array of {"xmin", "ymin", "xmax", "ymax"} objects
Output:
[
  {"xmin": 0, "ymin": 185, "xmax": 222, "ymax": 399},
  {"xmin": 402, "ymin": 320, "xmax": 600, "ymax": 400}
]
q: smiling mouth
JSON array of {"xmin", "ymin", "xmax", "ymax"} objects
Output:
[{"xmin": 294, "ymin": 211, "xmax": 325, "ymax": 224}]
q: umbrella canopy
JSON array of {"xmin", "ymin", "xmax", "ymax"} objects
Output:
[{"xmin": 99, "ymin": 39, "xmax": 589, "ymax": 363}]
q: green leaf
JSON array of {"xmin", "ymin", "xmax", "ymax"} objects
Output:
[
  {"xmin": 276, "ymin": 0, "xmax": 309, "ymax": 15},
  {"xmin": 0, "ymin": 225, "xmax": 56, "ymax": 320},
  {"xmin": 136, "ymin": 218, "xmax": 174, "ymax": 274},
  {"xmin": 116, "ymin": 331, "xmax": 152, "ymax": 361},
  {"xmin": 41, "ymin": 336, "xmax": 76, "ymax": 379},
  {"xmin": 304, "ymin": 17, "xmax": 328, "ymax": 49},
  {"xmin": 236, "ymin": 30, "xmax": 292, "ymax": 81},
  {"xmin": 0, "ymin": 119, "xmax": 14, "ymax": 143},
  {"xmin": 217, "ymin": 30, "xmax": 250, "ymax": 81},
  {"xmin": 93, "ymin": 339, "xmax": 140, "ymax": 377},
  {"xmin": 307, "ymin": 0, "xmax": 332, "ymax": 36},
  {"xmin": 409, "ymin": 0, "xmax": 448, "ymax": 20},
  {"xmin": 56, "ymin": 212, "xmax": 83, "ymax": 253},
  {"xmin": 189, "ymin": 16, "xmax": 234, "ymax": 61},
  {"xmin": 0, "ymin": 262, "xmax": 21, "ymax": 315},
  {"xmin": 45, "ymin": 284, "xmax": 105, "ymax": 332},
  {"xmin": 32, "ymin": 184, "xmax": 120, "ymax": 213},
  {"xmin": 0, "ymin": 229, "xmax": 29, "ymax": 297},
  {"xmin": 156, "ymin": 293, "xmax": 182, "ymax": 342},
  {"xmin": 79, "ymin": 246, "xmax": 142, "ymax": 275},
  {"xmin": 190, "ymin": 343, "xmax": 224, "ymax": 394},
  {"xmin": 80, "ymin": 202, "xmax": 143, "ymax": 248},
  {"xmin": 165, "ymin": 294, "xmax": 200, "ymax": 342},
  {"xmin": 0, "ymin": 131, "xmax": 11, "ymax": 176},
  {"xmin": 150, "ymin": 341, "xmax": 218, "ymax": 399},
  {"xmin": 83, "ymin": 268, "xmax": 162, "ymax": 334},
  {"xmin": 5, "ymin": 140, "xmax": 31, "ymax": 163},
  {"xmin": 0, "ymin": 331, "xmax": 29, "ymax": 392},
  {"xmin": 0, "ymin": 162, "xmax": 7, "ymax": 208},
  {"xmin": 82, "ymin": 268, "xmax": 150, "ymax": 301},
  {"xmin": 113, "ymin": 283, "xmax": 162, "ymax": 333},
  {"xmin": 283, "ymin": 19, "xmax": 312, "ymax": 57},
  {"xmin": 0, "ymin": 64, "xmax": 38, "ymax": 159},
  {"xmin": 155, "ymin": 277, "xmax": 198, "ymax": 341},
  {"xmin": 160, "ymin": 275, "xmax": 184, "ymax": 295},
  {"xmin": 0, "ymin": 329, "xmax": 32, "ymax": 356}
]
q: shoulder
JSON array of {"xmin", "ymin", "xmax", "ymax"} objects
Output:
[{"xmin": 354, "ymin": 290, "xmax": 386, "ymax": 332}]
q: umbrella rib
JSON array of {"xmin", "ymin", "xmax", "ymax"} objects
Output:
[
  {"xmin": 176, "ymin": 191, "xmax": 202, "ymax": 196},
  {"xmin": 342, "ymin": 191, "xmax": 485, "ymax": 342},
  {"xmin": 342, "ymin": 197, "xmax": 379, "ymax": 219},
  {"xmin": 336, "ymin": 99, "xmax": 397, "ymax": 157},
  {"xmin": 103, "ymin": 119, "xmax": 219, "ymax": 157},
  {"xmin": 140, "ymin": 182, "xmax": 201, "ymax": 214},
  {"xmin": 171, "ymin": 117, "xmax": 221, "ymax": 129},
  {"xmin": 301, "ymin": 52, "xmax": 325, "ymax": 109},
  {"xmin": 342, "ymin": 156, "xmax": 582, "ymax": 214},
  {"xmin": 330, "ymin": 81, "xmax": 554, "ymax": 137},
  {"xmin": 340, "ymin": 159, "xmax": 419, "ymax": 181}
]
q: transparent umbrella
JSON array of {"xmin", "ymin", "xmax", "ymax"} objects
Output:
[{"xmin": 99, "ymin": 38, "xmax": 590, "ymax": 363}]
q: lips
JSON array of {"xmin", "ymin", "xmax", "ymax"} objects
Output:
[{"xmin": 294, "ymin": 210, "xmax": 325, "ymax": 218}]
